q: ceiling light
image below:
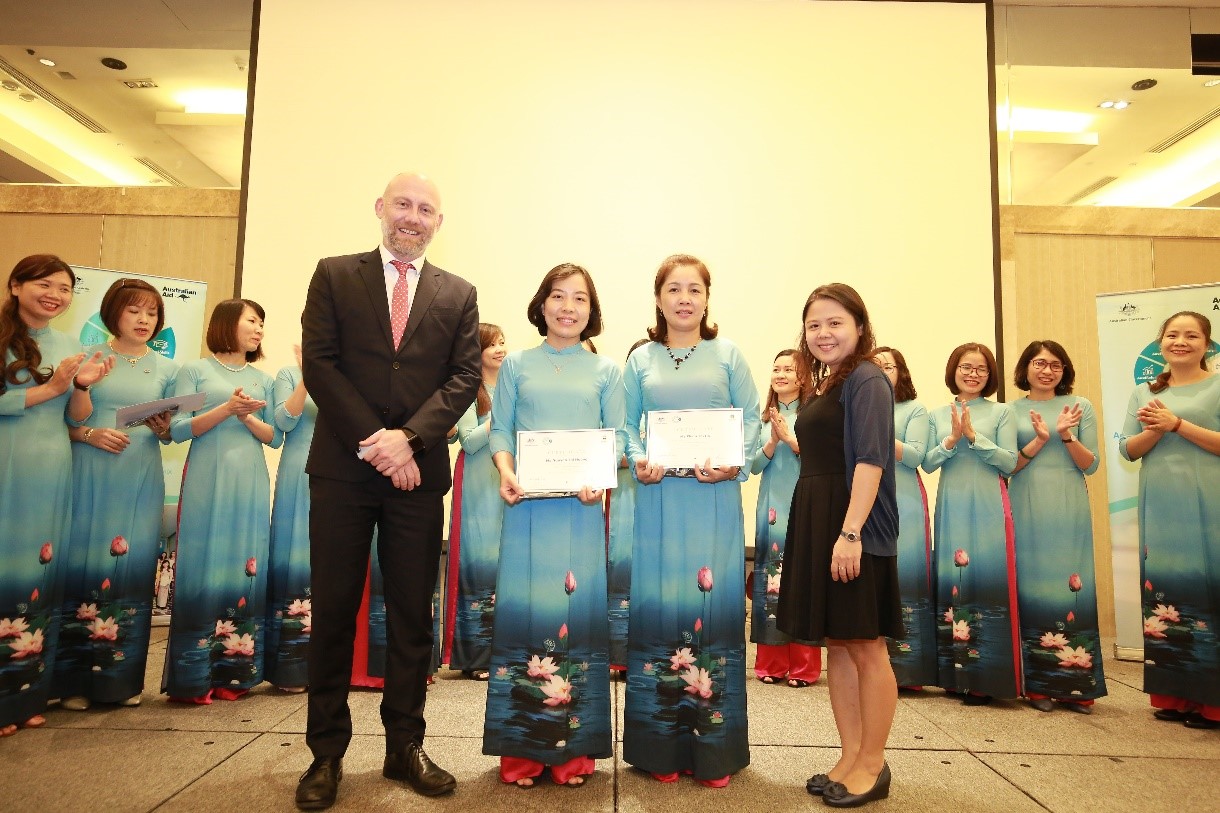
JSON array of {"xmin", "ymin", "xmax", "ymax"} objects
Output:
[
  {"xmin": 1, "ymin": 80, "xmax": 18, "ymax": 92},
  {"xmin": 1098, "ymin": 101, "xmax": 1115, "ymax": 109},
  {"xmin": 1113, "ymin": 100, "xmax": 1131, "ymax": 110},
  {"xmin": 38, "ymin": 58, "xmax": 55, "ymax": 67},
  {"xmin": 18, "ymin": 93, "xmax": 36, "ymax": 102},
  {"xmin": 997, "ymin": 106, "xmax": 1093, "ymax": 133},
  {"xmin": 1205, "ymin": 79, "xmax": 1220, "ymax": 87},
  {"xmin": 176, "ymin": 88, "xmax": 247, "ymax": 115}
]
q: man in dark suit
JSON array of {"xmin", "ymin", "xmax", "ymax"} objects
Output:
[{"xmin": 296, "ymin": 172, "xmax": 480, "ymax": 810}]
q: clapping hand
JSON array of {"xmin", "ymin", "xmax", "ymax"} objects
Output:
[
  {"xmin": 293, "ymin": 343, "xmax": 303, "ymax": 369},
  {"xmin": 1137, "ymin": 398, "xmax": 1178, "ymax": 433},
  {"xmin": 1030, "ymin": 410, "xmax": 1050, "ymax": 442},
  {"xmin": 1056, "ymin": 402, "xmax": 1083, "ymax": 438},
  {"xmin": 225, "ymin": 387, "xmax": 265, "ymax": 417},
  {"xmin": 74, "ymin": 351, "xmax": 114, "ymax": 389}
]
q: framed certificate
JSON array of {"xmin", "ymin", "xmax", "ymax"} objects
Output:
[
  {"xmin": 516, "ymin": 428, "xmax": 617, "ymax": 498},
  {"xmin": 645, "ymin": 408, "xmax": 744, "ymax": 470}
]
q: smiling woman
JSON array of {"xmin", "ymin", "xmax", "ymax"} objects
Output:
[{"xmin": 1, "ymin": 254, "xmax": 109, "ymax": 738}]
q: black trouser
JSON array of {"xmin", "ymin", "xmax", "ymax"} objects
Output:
[{"xmin": 305, "ymin": 474, "xmax": 443, "ymax": 757}]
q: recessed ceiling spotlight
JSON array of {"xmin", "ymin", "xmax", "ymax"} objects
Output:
[
  {"xmin": 1113, "ymin": 100, "xmax": 1131, "ymax": 110},
  {"xmin": 1205, "ymin": 79, "xmax": 1220, "ymax": 87},
  {"xmin": 38, "ymin": 58, "xmax": 56, "ymax": 67},
  {"xmin": 1131, "ymin": 78, "xmax": 1157, "ymax": 91},
  {"xmin": 101, "ymin": 57, "xmax": 128, "ymax": 71},
  {"xmin": 1, "ymin": 80, "xmax": 18, "ymax": 92},
  {"xmin": 18, "ymin": 93, "xmax": 36, "ymax": 102},
  {"xmin": 1098, "ymin": 101, "xmax": 1115, "ymax": 109}
]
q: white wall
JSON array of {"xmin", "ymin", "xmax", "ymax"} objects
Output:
[{"xmin": 241, "ymin": 0, "xmax": 996, "ymax": 519}]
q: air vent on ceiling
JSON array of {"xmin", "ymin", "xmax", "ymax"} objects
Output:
[
  {"xmin": 123, "ymin": 79, "xmax": 158, "ymax": 89},
  {"xmin": 0, "ymin": 56, "xmax": 108, "ymax": 133},
  {"xmin": 134, "ymin": 157, "xmax": 185, "ymax": 187},
  {"xmin": 57, "ymin": 71, "xmax": 76, "ymax": 80},
  {"xmin": 1063, "ymin": 176, "xmax": 1118, "ymax": 205},
  {"xmin": 1146, "ymin": 106, "xmax": 1220, "ymax": 154}
]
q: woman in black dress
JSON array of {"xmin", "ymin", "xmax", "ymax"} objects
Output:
[{"xmin": 776, "ymin": 283, "xmax": 900, "ymax": 809}]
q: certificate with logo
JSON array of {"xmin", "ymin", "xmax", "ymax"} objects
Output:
[
  {"xmin": 516, "ymin": 428, "xmax": 617, "ymax": 498},
  {"xmin": 114, "ymin": 391, "xmax": 206, "ymax": 429},
  {"xmin": 645, "ymin": 408, "xmax": 744, "ymax": 471}
]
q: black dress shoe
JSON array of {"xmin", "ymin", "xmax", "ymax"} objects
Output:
[
  {"xmin": 806, "ymin": 773, "xmax": 833, "ymax": 796},
  {"xmin": 384, "ymin": 743, "xmax": 457, "ymax": 796},
  {"xmin": 296, "ymin": 756, "xmax": 342, "ymax": 811},
  {"xmin": 1153, "ymin": 708, "xmax": 1189, "ymax": 722},
  {"xmin": 962, "ymin": 693, "xmax": 993, "ymax": 706},
  {"xmin": 824, "ymin": 763, "xmax": 891, "ymax": 808},
  {"xmin": 1184, "ymin": 713, "xmax": 1220, "ymax": 730}
]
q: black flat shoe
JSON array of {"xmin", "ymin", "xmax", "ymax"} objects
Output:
[
  {"xmin": 295, "ymin": 756, "xmax": 342, "ymax": 811},
  {"xmin": 1061, "ymin": 701, "xmax": 1093, "ymax": 715},
  {"xmin": 807, "ymin": 773, "xmax": 833, "ymax": 796},
  {"xmin": 824, "ymin": 763, "xmax": 891, "ymax": 808},
  {"xmin": 962, "ymin": 693, "xmax": 994, "ymax": 706},
  {"xmin": 1184, "ymin": 713, "xmax": 1220, "ymax": 730},
  {"xmin": 1028, "ymin": 698, "xmax": 1054, "ymax": 713},
  {"xmin": 1153, "ymin": 708, "xmax": 1189, "ymax": 722},
  {"xmin": 384, "ymin": 743, "xmax": 457, "ymax": 796}
]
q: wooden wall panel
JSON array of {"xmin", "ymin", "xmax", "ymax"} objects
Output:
[
  {"xmin": 0, "ymin": 213, "xmax": 104, "ymax": 275},
  {"xmin": 1009, "ymin": 233, "xmax": 1154, "ymax": 637},
  {"xmin": 100, "ymin": 215, "xmax": 238, "ymax": 333},
  {"xmin": 1151, "ymin": 238, "xmax": 1220, "ymax": 289}
]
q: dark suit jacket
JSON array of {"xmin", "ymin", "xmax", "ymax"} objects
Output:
[{"xmin": 301, "ymin": 247, "xmax": 481, "ymax": 492}]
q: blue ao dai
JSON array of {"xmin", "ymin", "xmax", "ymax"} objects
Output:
[
  {"xmin": 163, "ymin": 357, "xmax": 281, "ymax": 698},
  {"xmin": 622, "ymin": 338, "xmax": 760, "ymax": 780},
  {"xmin": 54, "ymin": 343, "xmax": 178, "ymax": 703},
  {"xmin": 750, "ymin": 399, "xmax": 804, "ymax": 647},
  {"xmin": 888, "ymin": 399, "xmax": 937, "ymax": 687},
  {"xmin": 923, "ymin": 397, "xmax": 1020, "ymax": 699},
  {"xmin": 481, "ymin": 342, "xmax": 625, "ymax": 767},
  {"xmin": 264, "ymin": 366, "xmax": 315, "ymax": 689},
  {"xmin": 0, "ymin": 327, "xmax": 80, "ymax": 726},
  {"xmin": 445, "ymin": 396, "xmax": 504, "ymax": 672}
]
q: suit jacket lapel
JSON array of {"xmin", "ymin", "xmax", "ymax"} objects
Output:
[
  {"xmin": 357, "ymin": 248, "xmax": 395, "ymax": 350},
  {"xmin": 398, "ymin": 260, "xmax": 441, "ymax": 352}
]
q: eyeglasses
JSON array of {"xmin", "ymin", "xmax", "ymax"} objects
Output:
[
  {"xmin": 878, "ymin": 364, "xmax": 897, "ymax": 372},
  {"xmin": 957, "ymin": 364, "xmax": 990, "ymax": 377},
  {"xmin": 1030, "ymin": 359, "xmax": 1064, "ymax": 373}
]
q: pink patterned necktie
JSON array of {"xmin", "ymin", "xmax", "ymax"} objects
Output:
[{"xmin": 389, "ymin": 260, "xmax": 414, "ymax": 347}]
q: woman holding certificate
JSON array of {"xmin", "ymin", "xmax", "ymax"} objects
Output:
[
  {"xmin": 55, "ymin": 278, "xmax": 178, "ymax": 711},
  {"xmin": 623, "ymin": 254, "xmax": 760, "ymax": 788},
  {"xmin": 777, "ymin": 283, "xmax": 899, "ymax": 808},
  {"xmin": 164, "ymin": 299, "xmax": 282, "ymax": 703},
  {"xmin": 482, "ymin": 263, "xmax": 624, "ymax": 788}
]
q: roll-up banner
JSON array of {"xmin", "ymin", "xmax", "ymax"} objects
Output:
[{"xmin": 1095, "ymin": 284, "xmax": 1220, "ymax": 659}]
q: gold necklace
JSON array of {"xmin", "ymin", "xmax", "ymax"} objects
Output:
[
  {"xmin": 211, "ymin": 354, "xmax": 249, "ymax": 373},
  {"xmin": 109, "ymin": 340, "xmax": 150, "ymax": 367}
]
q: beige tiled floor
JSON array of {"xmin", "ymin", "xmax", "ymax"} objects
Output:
[{"xmin": 4, "ymin": 629, "xmax": 1219, "ymax": 812}]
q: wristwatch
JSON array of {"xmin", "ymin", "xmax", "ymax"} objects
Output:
[
  {"xmin": 401, "ymin": 427, "xmax": 425, "ymax": 454},
  {"xmin": 839, "ymin": 530, "xmax": 860, "ymax": 543},
  {"xmin": 1061, "ymin": 434, "xmax": 1076, "ymax": 444}
]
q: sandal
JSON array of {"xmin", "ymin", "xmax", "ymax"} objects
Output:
[
  {"xmin": 514, "ymin": 777, "xmax": 536, "ymax": 789},
  {"xmin": 463, "ymin": 669, "xmax": 490, "ymax": 681},
  {"xmin": 787, "ymin": 678, "xmax": 812, "ymax": 688},
  {"xmin": 563, "ymin": 776, "xmax": 586, "ymax": 788},
  {"xmin": 759, "ymin": 675, "xmax": 779, "ymax": 685},
  {"xmin": 23, "ymin": 715, "xmax": 46, "ymax": 728}
]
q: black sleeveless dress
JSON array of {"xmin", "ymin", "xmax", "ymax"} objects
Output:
[{"xmin": 776, "ymin": 383, "xmax": 902, "ymax": 641}]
